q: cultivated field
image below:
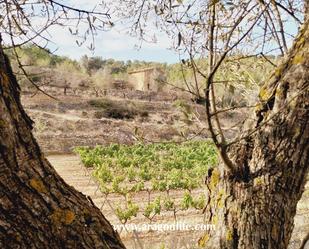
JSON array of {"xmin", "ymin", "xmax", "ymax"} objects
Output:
[{"xmin": 22, "ymin": 88, "xmax": 309, "ymax": 249}]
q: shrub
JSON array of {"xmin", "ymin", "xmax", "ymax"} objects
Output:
[
  {"xmin": 89, "ymin": 99, "xmax": 112, "ymax": 109},
  {"xmin": 89, "ymin": 99, "xmax": 148, "ymax": 120},
  {"xmin": 93, "ymin": 111, "xmax": 105, "ymax": 119},
  {"xmin": 103, "ymin": 105, "xmax": 136, "ymax": 119}
]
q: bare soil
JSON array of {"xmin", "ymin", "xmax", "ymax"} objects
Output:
[
  {"xmin": 48, "ymin": 154, "xmax": 309, "ymax": 249},
  {"xmin": 21, "ymin": 91, "xmax": 242, "ymax": 154},
  {"xmin": 22, "ymin": 88, "xmax": 308, "ymax": 249},
  {"xmin": 48, "ymin": 155, "xmax": 208, "ymax": 249}
]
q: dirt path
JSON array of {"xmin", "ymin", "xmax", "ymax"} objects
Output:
[
  {"xmin": 48, "ymin": 154, "xmax": 309, "ymax": 249},
  {"xmin": 28, "ymin": 109, "xmax": 88, "ymax": 121}
]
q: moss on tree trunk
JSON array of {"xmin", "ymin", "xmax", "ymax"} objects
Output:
[{"xmin": 201, "ymin": 20, "xmax": 309, "ymax": 249}]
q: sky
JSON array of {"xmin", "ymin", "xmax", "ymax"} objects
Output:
[
  {"xmin": 0, "ymin": 0, "xmax": 179, "ymax": 64},
  {"xmin": 48, "ymin": 25, "xmax": 180, "ymax": 64},
  {"xmin": 9, "ymin": 0, "xmax": 300, "ymax": 65}
]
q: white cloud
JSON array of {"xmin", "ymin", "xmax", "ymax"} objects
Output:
[
  {"xmin": 11, "ymin": 0, "xmax": 180, "ymax": 63},
  {"xmin": 45, "ymin": 21, "xmax": 179, "ymax": 63}
]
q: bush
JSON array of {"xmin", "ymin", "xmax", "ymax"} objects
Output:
[
  {"xmin": 91, "ymin": 68, "xmax": 113, "ymax": 89},
  {"xmin": 93, "ymin": 111, "xmax": 105, "ymax": 119},
  {"xmin": 103, "ymin": 105, "xmax": 136, "ymax": 119},
  {"xmin": 89, "ymin": 99, "xmax": 148, "ymax": 120},
  {"xmin": 88, "ymin": 99, "xmax": 113, "ymax": 109}
]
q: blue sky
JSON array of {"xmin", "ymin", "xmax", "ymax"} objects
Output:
[
  {"xmin": 42, "ymin": 0, "xmax": 301, "ymax": 64},
  {"xmin": 47, "ymin": 23, "xmax": 180, "ymax": 64},
  {"xmin": 0, "ymin": 0, "xmax": 301, "ymax": 65}
]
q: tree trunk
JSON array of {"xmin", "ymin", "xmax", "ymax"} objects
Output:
[
  {"xmin": 201, "ymin": 20, "xmax": 309, "ymax": 249},
  {"xmin": 0, "ymin": 46, "xmax": 125, "ymax": 248}
]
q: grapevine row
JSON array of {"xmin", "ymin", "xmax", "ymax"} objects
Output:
[{"xmin": 74, "ymin": 141, "xmax": 218, "ymax": 224}]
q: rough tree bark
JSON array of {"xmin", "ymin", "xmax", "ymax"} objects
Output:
[
  {"xmin": 201, "ymin": 19, "xmax": 309, "ymax": 249},
  {"xmin": 0, "ymin": 8, "xmax": 308, "ymax": 249},
  {"xmin": 0, "ymin": 45, "xmax": 125, "ymax": 248}
]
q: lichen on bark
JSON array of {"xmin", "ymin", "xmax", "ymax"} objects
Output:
[{"xmin": 202, "ymin": 19, "xmax": 309, "ymax": 249}]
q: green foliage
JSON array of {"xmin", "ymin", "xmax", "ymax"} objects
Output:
[
  {"xmin": 180, "ymin": 192, "xmax": 206, "ymax": 210},
  {"xmin": 115, "ymin": 200, "xmax": 139, "ymax": 223},
  {"xmin": 166, "ymin": 56, "xmax": 276, "ymax": 106},
  {"xmin": 167, "ymin": 56, "xmax": 275, "ymax": 89},
  {"xmin": 7, "ymin": 45, "xmax": 67, "ymax": 67},
  {"xmin": 181, "ymin": 191, "xmax": 194, "ymax": 210},
  {"xmin": 81, "ymin": 55, "xmax": 106, "ymax": 75},
  {"xmin": 192, "ymin": 194, "xmax": 206, "ymax": 210},
  {"xmin": 76, "ymin": 141, "xmax": 217, "ymax": 190},
  {"xmin": 144, "ymin": 197, "xmax": 161, "ymax": 219},
  {"xmin": 8, "ymin": 45, "xmax": 276, "ymax": 102},
  {"xmin": 56, "ymin": 59, "xmax": 81, "ymax": 73},
  {"xmin": 7, "ymin": 45, "xmax": 89, "ymax": 89},
  {"xmin": 75, "ymin": 141, "xmax": 218, "ymax": 223},
  {"xmin": 73, "ymin": 147, "xmax": 104, "ymax": 168},
  {"xmin": 163, "ymin": 197, "xmax": 175, "ymax": 211}
]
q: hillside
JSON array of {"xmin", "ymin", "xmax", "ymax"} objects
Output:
[
  {"xmin": 16, "ymin": 46, "xmax": 308, "ymax": 249},
  {"xmin": 22, "ymin": 88, "xmax": 245, "ymax": 154},
  {"xmin": 20, "ymin": 86, "xmax": 309, "ymax": 249}
]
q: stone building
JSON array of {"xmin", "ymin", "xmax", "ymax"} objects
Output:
[{"xmin": 128, "ymin": 67, "xmax": 166, "ymax": 92}]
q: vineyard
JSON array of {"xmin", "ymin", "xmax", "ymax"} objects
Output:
[{"xmin": 74, "ymin": 141, "xmax": 218, "ymax": 226}]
